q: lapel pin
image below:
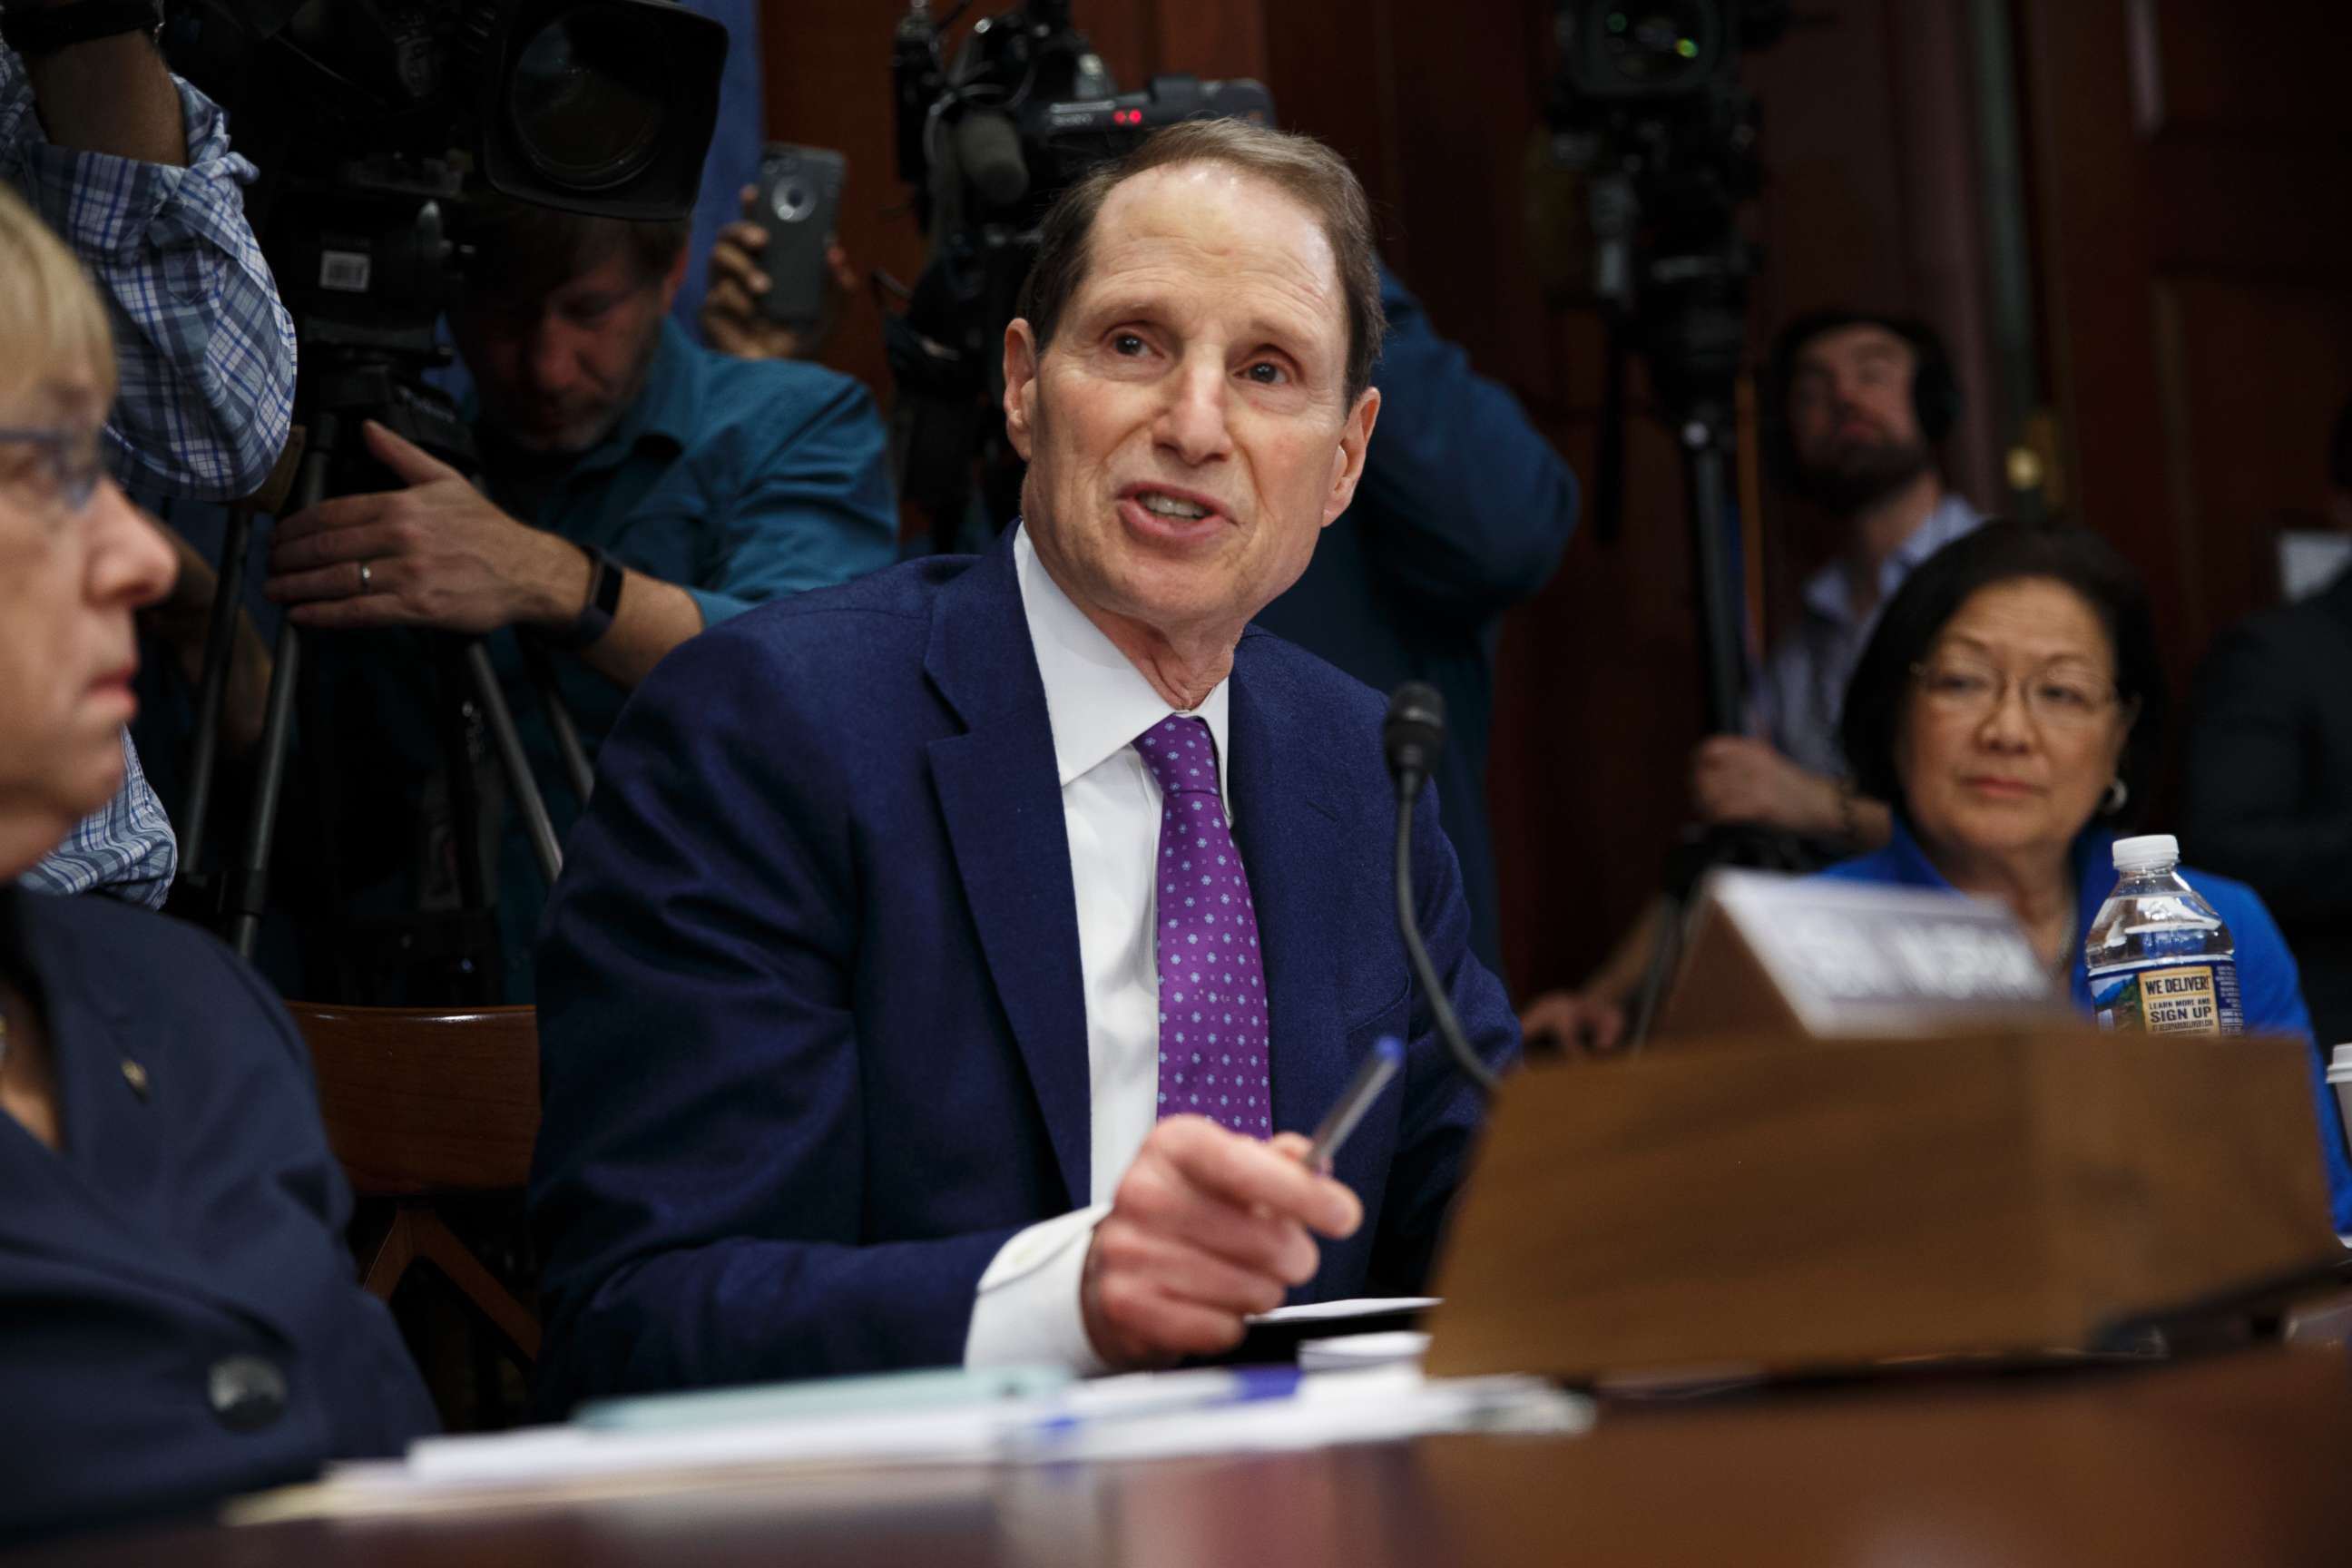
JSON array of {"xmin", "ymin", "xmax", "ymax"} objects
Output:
[{"xmin": 121, "ymin": 1058, "xmax": 150, "ymax": 1100}]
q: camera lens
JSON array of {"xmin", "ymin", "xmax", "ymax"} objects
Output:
[
  {"xmin": 1599, "ymin": 4, "xmax": 1715, "ymax": 88},
  {"xmin": 772, "ymin": 183, "xmax": 815, "ymax": 223},
  {"xmin": 507, "ymin": 4, "xmax": 670, "ymax": 191}
]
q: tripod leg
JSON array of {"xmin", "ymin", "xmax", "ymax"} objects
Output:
[
  {"xmin": 1682, "ymin": 422, "xmax": 1747, "ymax": 738},
  {"xmin": 518, "ymin": 637, "xmax": 594, "ymax": 807},
  {"xmin": 178, "ymin": 505, "xmax": 255, "ymax": 880},
  {"xmin": 227, "ymin": 617, "xmax": 301, "ymax": 960},
  {"xmin": 463, "ymin": 642, "xmax": 562, "ymax": 887},
  {"xmin": 1625, "ymin": 888, "xmax": 1688, "ymax": 1049},
  {"xmin": 224, "ymin": 433, "xmax": 334, "ymax": 959}
]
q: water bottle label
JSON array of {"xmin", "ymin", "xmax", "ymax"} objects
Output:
[{"xmin": 2092, "ymin": 957, "xmax": 2243, "ymax": 1035}]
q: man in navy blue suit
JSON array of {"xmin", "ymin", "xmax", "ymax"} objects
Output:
[{"xmin": 529, "ymin": 119, "xmax": 1520, "ymax": 1402}]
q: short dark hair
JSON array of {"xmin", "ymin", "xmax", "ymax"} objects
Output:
[
  {"xmin": 1764, "ymin": 310, "xmax": 1961, "ymax": 480},
  {"xmin": 452, "ymin": 197, "xmax": 691, "ymax": 301},
  {"xmin": 1014, "ymin": 119, "xmax": 1387, "ymax": 405},
  {"xmin": 1839, "ymin": 521, "xmax": 2166, "ymax": 825}
]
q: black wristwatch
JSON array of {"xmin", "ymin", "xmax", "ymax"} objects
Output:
[
  {"xmin": 1, "ymin": 0, "xmax": 163, "ymax": 58},
  {"xmin": 541, "ymin": 544, "xmax": 623, "ymax": 652}
]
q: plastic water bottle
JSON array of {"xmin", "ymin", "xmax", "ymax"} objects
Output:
[{"xmin": 2084, "ymin": 834, "xmax": 2243, "ymax": 1036}]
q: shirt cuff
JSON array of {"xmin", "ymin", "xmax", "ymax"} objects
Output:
[
  {"xmin": 963, "ymin": 1204, "xmax": 1112, "ymax": 1376},
  {"xmin": 681, "ymin": 584, "xmax": 747, "ymax": 631}
]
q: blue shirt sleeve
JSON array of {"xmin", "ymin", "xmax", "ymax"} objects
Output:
[
  {"xmin": 2213, "ymin": 880, "xmax": 2352, "ymax": 1236},
  {"xmin": 670, "ymin": 0, "xmax": 766, "ymax": 341},
  {"xmin": 681, "ymin": 373, "xmax": 898, "ymax": 628},
  {"xmin": 1347, "ymin": 264, "xmax": 1579, "ymax": 615}
]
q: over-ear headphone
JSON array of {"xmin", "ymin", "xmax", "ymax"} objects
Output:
[{"xmin": 1762, "ymin": 310, "xmax": 1962, "ymax": 485}]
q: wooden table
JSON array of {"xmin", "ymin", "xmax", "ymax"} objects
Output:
[{"xmin": 16, "ymin": 1348, "xmax": 2352, "ymax": 1566}]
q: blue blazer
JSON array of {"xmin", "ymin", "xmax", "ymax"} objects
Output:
[
  {"xmin": 0, "ymin": 889, "xmax": 435, "ymax": 1544},
  {"xmin": 1823, "ymin": 821, "xmax": 2352, "ymax": 1234},
  {"xmin": 529, "ymin": 531, "xmax": 1520, "ymax": 1406}
]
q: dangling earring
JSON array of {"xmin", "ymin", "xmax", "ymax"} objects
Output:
[{"xmin": 2104, "ymin": 777, "xmax": 2129, "ymax": 814}]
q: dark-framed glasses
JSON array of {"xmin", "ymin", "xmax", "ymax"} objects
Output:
[
  {"xmin": 1909, "ymin": 655, "xmax": 2125, "ymax": 731},
  {"xmin": 0, "ymin": 423, "xmax": 104, "ymax": 518}
]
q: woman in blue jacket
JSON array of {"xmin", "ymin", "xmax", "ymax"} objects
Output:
[
  {"xmin": 0, "ymin": 184, "xmax": 435, "ymax": 1543},
  {"xmin": 1821, "ymin": 520, "xmax": 2351, "ymax": 1237}
]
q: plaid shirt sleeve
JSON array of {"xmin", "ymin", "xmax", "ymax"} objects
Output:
[
  {"xmin": 19, "ymin": 730, "xmax": 177, "ymax": 910},
  {"xmin": 0, "ymin": 49, "xmax": 297, "ymax": 501}
]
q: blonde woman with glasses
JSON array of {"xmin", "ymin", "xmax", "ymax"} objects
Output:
[{"xmin": 0, "ymin": 183, "xmax": 432, "ymax": 1544}]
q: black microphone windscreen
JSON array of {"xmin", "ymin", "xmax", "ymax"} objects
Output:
[
  {"xmin": 951, "ymin": 112, "xmax": 1028, "ymax": 209},
  {"xmin": 1383, "ymin": 681, "xmax": 1446, "ymax": 786}
]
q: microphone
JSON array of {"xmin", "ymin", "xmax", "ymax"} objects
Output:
[
  {"xmin": 1382, "ymin": 684, "xmax": 1500, "ymax": 1098},
  {"xmin": 1382, "ymin": 681, "xmax": 1446, "ymax": 804},
  {"xmin": 950, "ymin": 111, "xmax": 1029, "ymax": 210}
]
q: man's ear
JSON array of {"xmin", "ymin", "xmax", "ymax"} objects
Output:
[
  {"xmin": 656, "ymin": 244, "xmax": 691, "ymax": 315},
  {"xmin": 1003, "ymin": 318, "xmax": 1043, "ymax": 461},
  {"xmin": 1320, "ymin": 386, "xmax": 1382, "ymax": 528}
]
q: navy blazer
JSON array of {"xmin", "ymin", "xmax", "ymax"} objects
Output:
[
  {"xmin": 0, "ymin": 889, "xmax": 435, "ymax": 1544},
  {"xmin": 530, "ymin": 531, "xmax": 1520, "ymax": 1406}
]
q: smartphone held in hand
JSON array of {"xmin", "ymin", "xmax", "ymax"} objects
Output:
[{"xmin": 754, "ymin": 143, "xmax": 846, "ymax": 331}]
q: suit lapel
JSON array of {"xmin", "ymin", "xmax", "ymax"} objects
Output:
[
  {"xmin": 925, "ymin": 538, "xmax": 1093, "ymax": 1208},
  {"xmin": 1226, "ymin": 642, "xmax": 1351, "ymax": 1141},
  {"xmin": 0, "ymin": 907, "xmax": 303, "ymax": 1342}
]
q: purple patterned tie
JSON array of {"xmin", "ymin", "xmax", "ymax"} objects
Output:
[{"xmin": 1135, "ymin": 715, "xmax": 1272, "ymax": 1137}]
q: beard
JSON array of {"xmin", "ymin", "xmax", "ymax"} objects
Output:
[
  {"xmin": 1792, "ymin": 431, "xmax": 1936, "ymax": 515},
  {"xmin": 470, "ymin": 301, "xmax": 666, "ymax": 457}
]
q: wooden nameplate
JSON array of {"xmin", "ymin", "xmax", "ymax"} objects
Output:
[
  {"xmin": 1424, "ymin": 1027, "xmax": 2340, "ymax": 1380},
  {"xmin": 1653, "ymin": 870, "xmax": 2073, "ymax": 1043}
]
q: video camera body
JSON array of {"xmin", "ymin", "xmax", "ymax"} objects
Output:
[
  {"xmin": 887, "ymin": 0, "xmax": 1272, "ymax": 549},
  {"xmin": 164, "ymin": 0, "xmax": 723, "ymax": 386},
  {"xmin": 1536, "ymin": 2, "xmax": 1790, "ymax": 741},
  {"xmin": 1542, "ymin": 0, "xmax": 1788, "ymax": 421}
]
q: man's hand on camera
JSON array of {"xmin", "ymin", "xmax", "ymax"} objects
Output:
[
  {"xmin": 699, "ymin": 185, "xmax": 857, "ymax": 362},
  {"xmin": 1689, "ymin": 735, "xmax": 1841, "ymax": 837},
  {"xmin": 1080, "ymin": 1117, "xmax": 1361, "ymax": 1371},
  {"xmin": 263, "ymin": 420, "xmax": 590, "ymax": 636}
]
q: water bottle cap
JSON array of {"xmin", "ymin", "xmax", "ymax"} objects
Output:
[{"xmin": 2112, "ymin": 833, "xmax": 2180, "ymax": 872}]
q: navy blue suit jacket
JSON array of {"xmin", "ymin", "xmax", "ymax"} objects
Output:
[
  {"xmin": 0, "ymin": 890, "xmax": 435, "ymax": 1544},
  {"xmin": 530, "ymin": 532, "xmax": 1519, "ymax": 1406}
]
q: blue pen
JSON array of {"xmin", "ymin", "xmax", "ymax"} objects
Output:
[{"xmin": 1305, "ymin": 1035, "xmax": 1405, "ymax": 1171}]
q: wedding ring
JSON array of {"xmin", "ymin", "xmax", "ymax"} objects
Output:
[{"xmin": 357, "ymin": 559, "xmax": 375, "ymax": 593}]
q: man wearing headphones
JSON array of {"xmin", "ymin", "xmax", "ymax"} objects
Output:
[
  {"xmin": 1702, "ymin": 311, "xmax": 1978, "ymax": 839},
  {"xmin": 1523, "ymin": 310, "xmax": 1982, "ymax": 1049}
]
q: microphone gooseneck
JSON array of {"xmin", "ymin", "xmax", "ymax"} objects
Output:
[{"xmin": 1383, "ymin": 683, "xmax": 1500, "ymax": 1099}]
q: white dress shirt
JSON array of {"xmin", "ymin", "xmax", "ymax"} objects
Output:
[{"xmin": 962, "ymin": 526, "xmax": 1232, "ymax": 1373}]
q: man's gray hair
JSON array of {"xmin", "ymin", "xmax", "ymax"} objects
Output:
[{"xmin": 1014, "ymin": 119, "xmax": 1387, "ymax": 404}]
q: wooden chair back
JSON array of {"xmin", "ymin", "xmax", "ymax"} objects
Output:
[{"xmin": 287, "ymin": 1004, "xmax": 540, "ymax": 1196}]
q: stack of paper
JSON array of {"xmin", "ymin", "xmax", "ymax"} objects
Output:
[{"xmin": 226, "ymin": 1363, "xmax": 1590, "ymax": 1526}]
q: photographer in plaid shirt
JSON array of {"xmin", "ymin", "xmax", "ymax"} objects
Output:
[{"xmin": 0, "ymin": 3, "xmax": 297, "ymax": 909}]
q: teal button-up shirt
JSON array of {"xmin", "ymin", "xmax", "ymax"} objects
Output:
[{"xmin": 303, "ymin": 320, "xmax": 896, "ymax": 1001}]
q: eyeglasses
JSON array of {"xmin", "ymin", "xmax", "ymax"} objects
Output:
[
  {"xmin": 1909, "ymin": 655, "xmax": 2126, "ymax": 732},
  {"xmin": 0, "ymin": 423, "xmax": 104, "ymax": 518}
]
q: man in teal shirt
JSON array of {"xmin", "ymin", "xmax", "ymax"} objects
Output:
[{"xmin": 259, "ymin": 201, "xmax": 896, "ymax": 1001}]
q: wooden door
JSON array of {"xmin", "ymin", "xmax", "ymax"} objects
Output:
[{"xmin": 2016, "ymin": 0, "xmax": 2352, "ymax": 701}]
